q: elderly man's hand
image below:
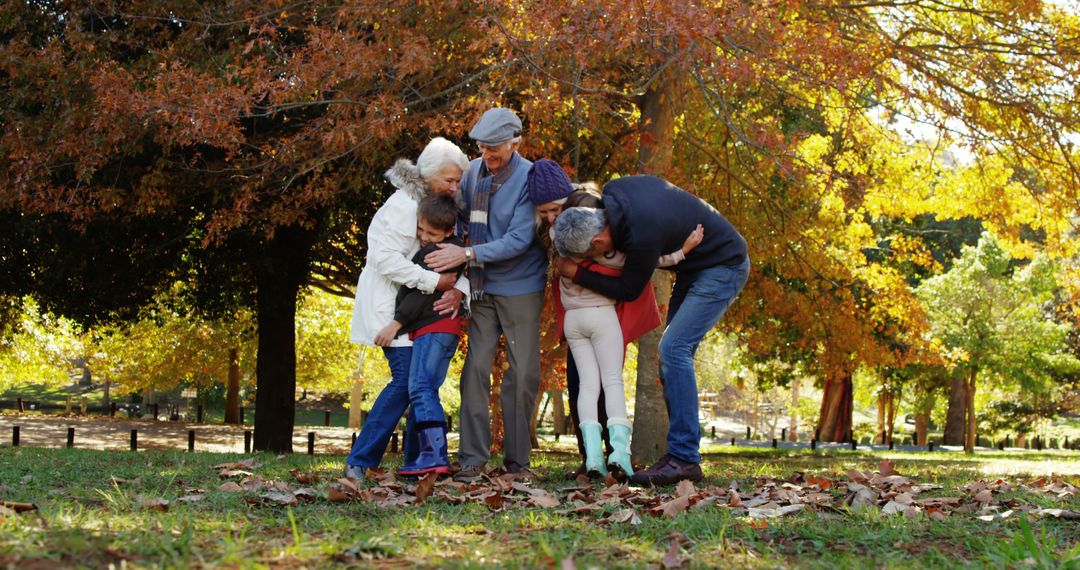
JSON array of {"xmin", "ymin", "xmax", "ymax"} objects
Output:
[
  {"xmin": 555, "ymin": 256, "xmax": 580, "ymax": 279},
  {"xmin": 433, "ymin": 288, "xmax": 464, "ymax": 317},
  {"xmin": 425, "ymin": 243, "xmax": 467, "ymax": 272}
]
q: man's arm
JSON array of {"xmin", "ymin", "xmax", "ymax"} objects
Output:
[{"xmin": 573, "ymin": 242, "xmax": 663, "ymax": 302}]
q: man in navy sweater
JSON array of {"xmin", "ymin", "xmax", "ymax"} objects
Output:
[{"xmin": 554, "ymin": 175, "xmax": 749, "ymax": 485}]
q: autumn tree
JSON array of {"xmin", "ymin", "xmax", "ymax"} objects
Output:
[
  {"xmin": 0, "ymin": 1, "xmax": 504, "ymax": 451},
  {"xmin": 917, "ymin": 233, "xmax": 1079, "ymax": 452}
]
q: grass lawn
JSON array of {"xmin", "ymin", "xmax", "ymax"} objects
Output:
[{"xmin": 1, "ymin": 446, "xmax": 1078, "ymax": 569}]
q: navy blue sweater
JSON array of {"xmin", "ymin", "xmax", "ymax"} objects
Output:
[{"xmin": 574, "ymin": 175, "xmax": 747, "ymax": 302}]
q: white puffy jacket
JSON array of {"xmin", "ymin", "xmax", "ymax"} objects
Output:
[{"xmin": 349, "ymin": 160, "xmax": 442, "ymax": 347}]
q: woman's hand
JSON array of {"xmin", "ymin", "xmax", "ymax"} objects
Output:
[
  {"xmin": 555, "ymin": 256, "xmax": 580, "ymax": 279},
  {"xmin": 425, "ymin": 243, "xmax": 467, "ymax": 272},
  {"xmin": 682, "ymin": 224, "xmax": 704, "ymax": 255},
  {"xmin": 433, "ymin": 288, "xmax": 464, "ymax": 317},
  {"xmin": 374, "ymin": 321, "xmax": 403, "ymax": 347}
]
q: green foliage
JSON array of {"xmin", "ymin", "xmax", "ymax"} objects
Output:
[{"xmin": 0, "ymin": 297, "xmax": 83, "ymax": 391}]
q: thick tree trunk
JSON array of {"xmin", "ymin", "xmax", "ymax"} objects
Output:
[
  {"xmin": 815, "ymin": 369, "xmax": 853, "ymax": 442},
  {"xmin": 630, "ymin": 66, "xmax": 681, "ymax": 464},
  {"xmin": 251, "ymin": 224, "xmax": 318, "ymax": 453},
  {"xmin": 964, "ymin": 368, "xmax": 977, "ymax": 453},
  {"xmin": 914, "ymin": 395, "xmax": 932, "ymax": 446},
  {"xmin": 943, "ymin": 373, "xmax": 966, "ymax": 445},
  {"xmin": 632, "ymin": 271, "xmax": 672, "ymax": 463},
  {"xmin": 552, "ymin": 388, "xmax": 566, "ymax": 436},
  {"xmin": 224, "ymin": 348, "xmax": 241, "ymax": 424}
]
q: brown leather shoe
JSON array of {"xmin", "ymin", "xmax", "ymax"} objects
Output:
[{"xmin": 629, "ymin": 454, "xmax": 702, "ymax": 486}]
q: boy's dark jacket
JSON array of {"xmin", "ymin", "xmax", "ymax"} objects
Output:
[{"xmin": 394, "ymin": 235, "xmax": 466, "ymax": 334}]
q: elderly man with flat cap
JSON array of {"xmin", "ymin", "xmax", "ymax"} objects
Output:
[{"xmin": 426, "ymin": 108, "xmax": 547, "ymax": 481}]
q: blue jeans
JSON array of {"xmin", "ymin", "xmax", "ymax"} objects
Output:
[
  {"xmin": 409, "ymin": 333, "xmax": 459, "ymax": 426},
  {"xmin": 660, "ymin": 257, "xmax": 750, "ymax": 464},
  {"xmin": 346, "ymin": 346, "xmax": 417, "ymax": 469}
]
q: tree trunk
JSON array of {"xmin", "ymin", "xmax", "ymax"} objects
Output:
[
  {"xmin": 815, "ymin": 369, "xmax": 853, "ymax": 442},
  {"xmin": 789, "ymin": 375, "xmax": 799, "ymax": 441},
  {"xmin": 224, "ymin": 348, "xmax": 241, "ymax": 424},
  {"xmin": 530, "ymin": 383, "xmax": 543, "ymax": 449},
  {"xmin": 251, "ymin": 224, "xmax": 319, "ymax": 453},
  {"xmin": 914, "ymin": 396, "xmax": 931, "ymax": 446},
  {"xmin": 629, "ymin": 64, "xmax": 681, "ymax": 464},
  {"xmin": 886, "ymin": 387, "xmax": 899, "ymax": 445},
  {"xmin": 552, "ymin": 388, "xmax": 566, "ymax": 436},
  {"xmin": 964, "ymin": 368, "xmax": 977, "ymax": 453},
  {"xmin": 632, "ymin": 271, "xmax": 672, "ymax": 463},
  {"xmin": 876, "ymin": 390, "xmax": 887, "ymax": 444},
  {"xmin": 102, "ymin": 376, "xmax": 110, "ymax": 410},
  {"xmin": 943, "ymin": 373, "xmax": 966, "ymax": 445}
]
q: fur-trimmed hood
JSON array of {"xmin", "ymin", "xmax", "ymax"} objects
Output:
[{"xmin": 384, "ymin": 158, "xmax": 429, "ymax": 203}]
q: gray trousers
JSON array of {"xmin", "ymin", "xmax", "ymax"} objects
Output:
[{"xmin": 457, "ymin": 290, "xmax": 544, "ymax": 471}]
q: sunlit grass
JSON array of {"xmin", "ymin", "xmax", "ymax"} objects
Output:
[{"xmin": 0, "ymin": 446, "xmax": 1077, "ymax": 568}]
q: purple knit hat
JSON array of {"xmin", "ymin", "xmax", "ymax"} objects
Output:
[{"xmin": 527, "ymin": 159, "xmax": 574, "ymax": 205}]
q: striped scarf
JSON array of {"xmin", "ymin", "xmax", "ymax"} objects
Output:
[{"xmin": 467, "ymin": 153, "xmax": 520, "ymax": 300}]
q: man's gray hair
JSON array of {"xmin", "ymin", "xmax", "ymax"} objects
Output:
[
  {"xmin": 553, "ymin": 207, "xmax": 607, "ymax": 258},
  {"xmin": 416, "ymin": 137, "xmax": 470, "ymax": 180}
]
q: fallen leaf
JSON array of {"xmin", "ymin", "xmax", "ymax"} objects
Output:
[
  {"xmin": 974, "ymin": 489, "xmax": 993, "ymax": 504},
  {"xmin": 218, "ymin": 482, "xmax": 243, "ymax": 492},
  {"xmin": 218, "ymin": 469, "xmax": 252, "ymax": 479},
  {"xmin": 290, "ymin": 469, "xmax": 319, "ymax": 485},
  {"xmin": 176, "ymin": 494, "xmax": 205, "ymax": 503},
  {"xmin": 561, "ymin": 557, "xmax": 577, "ymax": 570},
  {"xmin": 0, "ymin": 501, "xmax": 38, "ymax": 513},
  {"xmin": 414, "ymin": 473, "xmax": 438, "ymax": 505},
  {"xmin": 662, "ymin": 534, "xmax": 687, "ymax": 569},
  {"xmin": 484, "ymin": 491, "xmax": 504, "ymax": 511},
  {"xmin": 879, "ymin": 459, "xmax": 900, "ymax": 477},
  {"xmin": 556, "ymin": 503, "xmax": 603, "ymax": 516},
  {"xmin": 847, "ymin": 470, "xmax": 869, "ymax": 484},
  {"xmin": 675, "ymin": 480, "xmax": 696, "ymax": 498},
  {"xmin": 727, "ymin": 489, "xmax": 742, "ymax": 507},
  {"xmin": 327, "ymin": 485, "xmax": 353, "ymax": 503},
  {"xmin": 882, "ymin": 501, "xmax": 909, "ymax": 515},
  {"xmin": 138, "ymin": 497, "xmax": 169, "ymax": 511},
  {"xmin": 656, "ymin": 495, "xmax": 690, "ymax": 517},
  {"xmin": 262, "ymin": 491, "xmax": 297, "ymax": 506},
  {"xmin": 110, "ymin": 476, "xmax": 141, "ymax": 486},
  {"xmin": 609, "ymin": 508, "xmax": 642, "ymax": 525}
]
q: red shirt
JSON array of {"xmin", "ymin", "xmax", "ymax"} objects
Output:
[{"xmin": 409, "ymin": 315, "xmax": 464, "ymax": 340}]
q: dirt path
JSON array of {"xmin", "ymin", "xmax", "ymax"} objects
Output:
[{"xmin": 0, "ymin": 414, "xmax": 359, "ymax": 455}]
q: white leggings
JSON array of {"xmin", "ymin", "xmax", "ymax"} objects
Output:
[{"xmin": 564, "ymin": 305, "xmax": 627, "ymax": 425}]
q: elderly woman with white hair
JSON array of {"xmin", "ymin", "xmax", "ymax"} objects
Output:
[{"xmin": 345, "ymin": 137, "xmax": 471, "ymax": 481}]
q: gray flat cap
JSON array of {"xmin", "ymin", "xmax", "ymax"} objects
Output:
[{"xmin": 469, "ymin": 108, "xmax": 522, "ymax": 144}]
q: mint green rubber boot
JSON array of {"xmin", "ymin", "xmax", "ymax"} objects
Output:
[
  {"xmin": 607, "ymin": 418, "xmax": 634, "ymax": 476},
  {"xmin": 580, "ymin": 422, "xmax": 608, "ymax": 477}
]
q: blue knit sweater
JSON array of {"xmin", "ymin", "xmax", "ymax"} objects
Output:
[{"xmin": 460, "ymin": 154, "xmax": 548, "ymax": 297}]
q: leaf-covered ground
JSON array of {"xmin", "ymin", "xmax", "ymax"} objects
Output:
[{"xmin": 1, "ymin": 446, "xmax": 1078, "ymax": 568}]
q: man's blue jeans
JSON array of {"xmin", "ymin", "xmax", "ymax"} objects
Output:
[
  {"xmin": 346, "ymin": 346, "xmax": 417, "ymax": 469},
  {"xmin": 660, "ymin": 257, "xmax": 750, "ymax": 464},
  {"xmin": 408, "ymin": 332, "xmax": 459, "ymax": 426}
]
